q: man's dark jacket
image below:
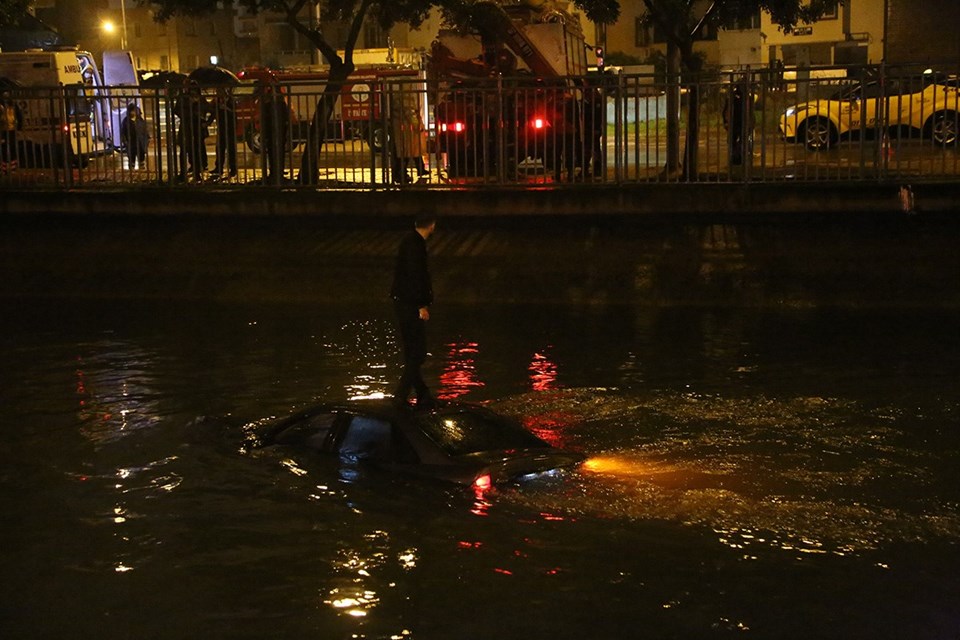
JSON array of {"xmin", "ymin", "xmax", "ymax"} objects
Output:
[{"xmin": 391, "ymin": 230, "xmax": 432, "ymax": 307}]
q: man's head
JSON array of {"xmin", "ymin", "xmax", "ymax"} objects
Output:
[{"xmin": 415, "ymin": 214, "xmax": 437, "ymax": 239}]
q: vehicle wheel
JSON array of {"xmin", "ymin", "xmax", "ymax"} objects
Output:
[
  {"xmin": 929, "ymin": 111, "xmax": 958, "ymax": 147},
  {"xmin": 369, "ymin": 124, "xmax": 388, "ymax": 153},
  {"xmin": 244, "ymin": 126, "xmax": 262, "ymax": 154},
  {"xmin": 801, "ymin": 117, "xmax": 835, "ymax": 151}
]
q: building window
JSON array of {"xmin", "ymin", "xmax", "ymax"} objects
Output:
[
  {"xmin": 209, "ymin": 21, "xmax": 217, "ymax": 36},
  {"xmin": 157, "ymin": 22, "xmax": 166, "ymax": 36},
  {"xmin": 723, "ymin": 11, "xmax": 761, "ymax": 31},
  {"xmin": 695, "ymin": 22, "xmax": 718, "ymax": 41},
  {"xmin": 134, "ymin": 22, "xmax": 141, "ymax": 38},
  {"xmin": 635, "ymin": 17, "xmax": 666, "ymax": 47},
  {"xmin": 773, "ymin": 1, "xmax": 838, "ymax": 24},
  {"xmin": 635, "ymin": 17, "xmax": 649, "ymax": 47},
  {"xmin": 363, "ymin": 20, "xmax": 388, "ymax": 48},
  {"xmin": 160, "ymin": 54, "xmax": 169, "ymax": 70},
  {"xmin": 185, "ymin": 18, "xmax": 197, "ymax": 37}
]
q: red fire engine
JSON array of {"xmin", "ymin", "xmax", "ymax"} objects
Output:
[{"xmin": 235, "ymin": 49, "xmax": 424, "ymax": 153}]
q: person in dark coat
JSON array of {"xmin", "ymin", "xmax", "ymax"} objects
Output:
[
  {"xmin": 391, "ymin": 214, "xmax": 438, "ymax": 409},
  {"xmin": 119, "ymin": 103, "xmax": 149, "ymax": 169},
  {"xmin": 212, "ymin": 87, "xmax": 237, "ymax": 179},
  {"xmin": 174, "ymin": 80, "xmax": 212, "ymax": 181},
  {"xmin": 257, "ymin": 79, "xmax": 289, "ymax": 185},
  {"xmin": 723, "ymin": 77, "xmax": 755, "ymax": 167}
]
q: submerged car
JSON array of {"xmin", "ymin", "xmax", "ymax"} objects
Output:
[
  {"xmin": 780, "ymin": 71, "xmax": 959, "ymax": 150},
  {"xmin": 246, "ymin": 399, "xmax": 585, "ymax": 488}
]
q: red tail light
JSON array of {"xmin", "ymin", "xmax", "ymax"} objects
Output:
[
  {"xmin": 473, "ymin": 474, "xmax": 492, "ymax": 490},
  {"xmin": 441, "ymin": 121, "xmax": 466, "ymax": 133},
  {"xmin": 531, "ymin": 117, "xmax": 547, "ymax": 130}
]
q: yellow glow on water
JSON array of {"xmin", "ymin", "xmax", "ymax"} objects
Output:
[
  {"xmin": 582, "ymin": 455, "xmax": 653, "ymax": 477},
  {"xmin": 348, "ymin": 390, "xmax": 386, "ymax": 401},
  {"xmin": 279, "ymin": 458, "xmax": 308, "ymax": 477},
  {"xmin": 325, "ymin": 587, "xmax": 379, "ymax": 618},
  {"xmin": 582, "ymin": 455, "xmax": 686, "ymax": 480},
  {"xmin": 582, "ymin": 455, "xmax": 740, "ymax": 492}
]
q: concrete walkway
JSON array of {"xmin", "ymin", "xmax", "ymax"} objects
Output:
[{"xmin": 1, "ymin": 180, "xmax": 959, "ymax": 218}]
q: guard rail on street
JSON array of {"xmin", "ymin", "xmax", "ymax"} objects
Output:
[{"xmin": 0, "ymin": 63, "xmax": 957, "ymax": 190}]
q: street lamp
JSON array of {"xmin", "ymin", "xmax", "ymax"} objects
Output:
[
  {"xmin": 101, "ymin": 11, "xmax": 127, "ymax": 49},
  {"xmin": 119, "ymin": 0, "xmax": 128, "ymax": 50}
]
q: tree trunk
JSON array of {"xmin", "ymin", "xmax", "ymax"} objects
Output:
[
  {"xmin": 297, "ymin": 83, "xmax": 343, "ymax": 184},
  {"xmin": 683, "ymin": 83, "xmax": 699, "ymax": 181},
  {"xmin": 682, "ymin": 56, "xmax": 703, "ymax": 182},
  {"xmin": 297, "ymin": 63, "xmax": 352, "ymax": 185},
  {"xmin": 664, "ymin": 41, "xmax": 682, "ymax": 179}
]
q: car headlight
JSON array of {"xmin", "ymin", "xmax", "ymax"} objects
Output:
[{"xmin": 784, "ymin": 106, "xmax": 797, "ymax": 118}]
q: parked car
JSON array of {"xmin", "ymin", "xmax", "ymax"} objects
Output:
[
  {"xmin": 780, "ymin": 71, "xmax": 959, "ymax": 150},
  {"xmin": 245, "ymin": 399, "xmax": 585, "ymax": 489}
]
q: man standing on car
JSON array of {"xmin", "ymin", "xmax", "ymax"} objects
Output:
[{"xmin": 391, "ymin": 214, "xmax": 437, "ymax": 410}]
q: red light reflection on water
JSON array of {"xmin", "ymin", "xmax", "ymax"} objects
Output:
[
  {"xmin": 438, "ymin": 341, "xmax": 485, "ymax": 400},
  {"xmin": 529, "ymin": 350, "xmax": 559, "ymax": 392},
  {"xmin": 521, "ymin": 411, "xmax": 573, "ymax": 449}
]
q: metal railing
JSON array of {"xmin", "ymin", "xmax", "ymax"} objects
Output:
[{"xmin": 1, "ymin": 63, "xmax": 957, "ymax": 189}]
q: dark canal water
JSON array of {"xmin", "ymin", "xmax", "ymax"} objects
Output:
[{"xmin": 2, "ymin": 299, "xmax": 959, "ymax": 639}]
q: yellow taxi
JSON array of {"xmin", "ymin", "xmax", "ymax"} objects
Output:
[{"xmin": 780, "ymin": 70, "xmax": 959, "ymax": 150}]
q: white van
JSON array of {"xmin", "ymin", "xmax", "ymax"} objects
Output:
[{"xmin": 0, "ymin": 49, "xmax": 125, "ymax": 166}]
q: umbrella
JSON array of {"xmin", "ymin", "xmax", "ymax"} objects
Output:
[
  {"xmin": 139, "ymin": 70, "xmax": 189, "ymax": 89},
  {"xmin": 188, "ymin": 66, "xmax": 240, "ymax": 87}
]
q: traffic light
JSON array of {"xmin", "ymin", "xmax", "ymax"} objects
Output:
[{"xmin": 595, "ymin": 46, "xmax": 604, "ymax": 70}]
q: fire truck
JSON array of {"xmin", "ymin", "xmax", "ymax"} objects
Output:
[
  {"xmin": 235, "ymin": 48, "xmax": 424, "ymax": 153},
  {"xmin": 428, "ymin": 0, "xmax": 596, "ymax": 179}
]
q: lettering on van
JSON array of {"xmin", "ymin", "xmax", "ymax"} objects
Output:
[{"xmin": 63, "ymin": 64, "xmax": 81, "ymax": 75}]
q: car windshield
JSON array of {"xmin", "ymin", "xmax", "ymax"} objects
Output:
[{"xmin": 415, "ymin": 410, "xmax": 548, "ymax": 457}]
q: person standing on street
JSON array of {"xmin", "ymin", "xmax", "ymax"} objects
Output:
[
  {"xmin": 391, "ymin": 215, "xmax": 438, "ymax": 410},
  {"xmin": 258, "ymin": 79, "xmax": 289, "ymax": 185},
  {"xmin": 174, "ymin": 80, "xmax": 212, "ymax": 182},
  {"xmin": 119, "ymin": 103, "xmax": 149, "ymax": 170},
  {"xmin": 0, "ymin": 91, "xmax": 22, "ymax": 173},
  {"xmin": 212, "ymin": 87, "xmax": 238, "ymax": 180}
]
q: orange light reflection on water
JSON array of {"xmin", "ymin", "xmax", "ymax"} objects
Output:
[{"xmin": 582, "ymin": 455, "xmax": 653, "ymax": 477}]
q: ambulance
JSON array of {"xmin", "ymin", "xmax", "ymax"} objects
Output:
[{"xmin": 0, "ymin": 48, "xmax": 119, "ymax": 167}]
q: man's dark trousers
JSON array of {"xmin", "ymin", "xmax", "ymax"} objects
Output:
[{"xmin": 394, "ymin": 301, "xmax": 430, "ymax": 404}]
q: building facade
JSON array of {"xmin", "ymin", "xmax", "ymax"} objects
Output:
[
  {"xmin": 884, "ymin": 0, "xmax": 960, "ymax": 65},
  {"xmin": 25, "ymin": 1, "xmax": 960, "ymax": 75},
  {"xmin": 599, "ymin": 0, "xmax": 952, "ymax": 70}
]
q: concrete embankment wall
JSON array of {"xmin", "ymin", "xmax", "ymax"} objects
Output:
[{"xmin": 2, "ymin": 183, "xmax": 958, "ymax": 307}]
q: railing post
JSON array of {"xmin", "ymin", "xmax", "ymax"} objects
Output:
[
  {"xmin": 614, "ymin": 68, "xmax": 622, "ymax": 184},
  {"xmin": 879, "ymin": 61, "xmax": 887, "ymax": 182}
]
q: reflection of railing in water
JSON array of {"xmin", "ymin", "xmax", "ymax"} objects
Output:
[{"xmin": 1, "ymin": 63, "xmax": 957, "ymax": 189}]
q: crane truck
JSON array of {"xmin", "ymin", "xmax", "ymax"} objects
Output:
[{"xmin": 428, "ymin": 0, "xmax": 600, "ymax": 180}]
